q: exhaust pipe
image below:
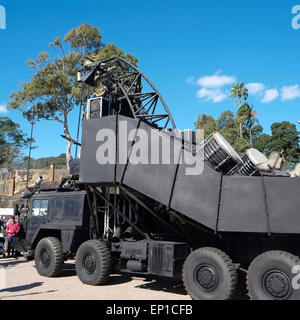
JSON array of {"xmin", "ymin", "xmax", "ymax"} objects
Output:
[
  {"xmin": 111, "ymin": 227, "xmax": 122, "ymax": 243},
  {"xmin": 123, "ymin": 226, "xmax": 134, "ymax": 240}
]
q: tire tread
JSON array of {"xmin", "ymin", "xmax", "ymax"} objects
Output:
[
  {"xmin": 182, "ymin": 247, "xmax": 237, "ymax": 300},
  {"xmin": 247, "ymin": 250, "xmax": 300, "ymax": 300},
  {"xmin": 35, "ymin": 237, "xmax": 64, "ymax": 277},
  {"xmin": 76, "ymin": 240, "xmax": 111, "ymax": 285}
]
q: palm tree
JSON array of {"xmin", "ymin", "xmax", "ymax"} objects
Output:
[
  {"xmin": 244, "ymin": 107, "xmax": 259, "ymax": 147},
  {"xmin": 231, "ymin": 83, "xmax": 248, "ymax": 107},
  {"xmin": 237, "ymin": 103, "xmax": 259, "ymax": 143},
  {"xmin": 236, "ymin": 103, "xmax": 250, "ymax": 138}
]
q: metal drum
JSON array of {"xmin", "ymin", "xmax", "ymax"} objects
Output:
[
  {"xmin": 203, "ymin": 132, "xmax": 243, "ymax": 175},
  {"xmin": 239, "ymin": 148, "xmax": 268, "ymax": 176}
]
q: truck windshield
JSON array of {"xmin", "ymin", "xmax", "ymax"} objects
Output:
[{"xmin": 32, "ymin": 199, "xmax": 49, "ymax": 217}]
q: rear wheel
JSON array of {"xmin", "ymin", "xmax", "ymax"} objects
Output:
[
  {"xmin": 75, "ymin": 240, "xmax": 112, "ymax": 286},
  {"xmin": 35, "ymin": 237, "xmax": 64, "ymax": 277},
  {"xmin": 247, "ymin": 250, "xmax": 300, "ymax": 300},
  {"xmin": 183, "ymin": 247, "xmax": 237, "ymax": 300}
]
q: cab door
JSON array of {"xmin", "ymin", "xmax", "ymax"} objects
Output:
[{"xmin": 26, "ymin": 198, "xmax": 50, "ymax": 245}]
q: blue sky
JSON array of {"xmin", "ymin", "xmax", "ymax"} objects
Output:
[{"xmin": 0, "ymin": 0, "xmax": 300, "ymax": 159}]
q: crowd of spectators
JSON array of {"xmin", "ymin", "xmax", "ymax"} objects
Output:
[{"xmin": 0, "ymin": 215, "xmax": 21, "ymax": 258}]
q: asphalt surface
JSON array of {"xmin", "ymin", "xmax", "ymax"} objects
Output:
[{"xmin": 0, "ymin": 257, "xmax": 191, "ymax": 300}]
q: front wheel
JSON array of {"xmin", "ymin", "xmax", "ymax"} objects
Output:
[
  {"xmin": 75, "ymin": 240, "xmax": 112, "ymax": 286},
  {"xmin": 35, "ymin": 237, "xmax": 64, "ymax": 277},
  {"xmin": 183, "ymin": 247, "xmax": 237, "ymax": 300}
]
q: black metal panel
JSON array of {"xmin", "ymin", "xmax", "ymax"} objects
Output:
[
  {"xmin": 171, "ymin": 163, "xmax": 221, "ymax": 230},
  {"xmin": 122, "ymin": 121, "xmax": 182, "ymax": 206},
  {"xmin": 61, "ymin": 230, "xmax": 75, "ymax": 253},
  {"xmin": 120, "ymin": 241, "xmax": 148, "ymax": 260},
  {"xmin": 80, "ymin": 117, "xmax": 116, "ymax": 184},
  {"xmin": 148, "ymin": 241, "xmax": 189, "ymax": 277},
  {"xmin": 116, "ymin": 116, "xmax": 140, "ymax": 182},
  {"xmin": 69, "ymin": 159, "xmax": 80, "ymax": 176},
  {"xmin": 264, "ymin": 177, "xmax": 300, "ymax": 234},
  {"xmin": 218, "ymin": 176, "xmax": 268, "ymax": 233}
]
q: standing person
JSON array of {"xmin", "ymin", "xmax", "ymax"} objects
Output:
[
  {"xmin": 0, "ymin": 216, "xmax": 5, "ymax": 258},
  {"xmin": 3, "ymin": 218, "xmax": 8, "ymax": 258},
  {"xmin": 5, "ymin": 216, "xmax": 20, "ymax": 258},
  {"xmin": 0, "ymin": 216, "xmax": 5, "ymax": 229}
]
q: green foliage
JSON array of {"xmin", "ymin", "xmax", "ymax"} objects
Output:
[
  {"xmin": 217, "ymin": 110, "xmax": 235, "ymax": 129},
  {"xmin": 0, "ymin": 117, "xmax": 28, "ymax": 167},
  {"xmin": 254, "ymin": 133, "xmax": 272, "ymax": 155},
  {"xmin": 255, "ymin": 121, "xmax": 300, "ymax": 163},
  {"xmin": 64, "ymin": 24, "xmax": 102, "ymax": 54},
  {"xmin": 231, "ymin": 82, "xmax": 248, "ymax": 107},
  {"xmin": 10, "ymin": 50, "xmax": 82, "ymax": 123},
  {"xmin": 9, "ymin": 23, "xmax": 138, "ymax": 167},
  {"xmin": 13, "ymin": 153, "xmax": 67, "ymax": 170},
  {"xmin": 236, "ymin": 102, "xmax": 259, "ymax": 142},
  {"xmin": 194, "ymin": 114, "xmax": 217, "ymax": 140},
  {"xmin": 90, "ymin": 43, "xmax": 138, "ymax": 67},
  {"xmin": 195, "ymin": 110, "xmax": 250, "ymax": 153},
  {"xmin": 195, "ymin": 111, "xmax": 300, "ymax": 163}
]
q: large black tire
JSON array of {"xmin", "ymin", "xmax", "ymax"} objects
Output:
[
  {"xmin": 75, "ymin": 240, "xmax": 112, "ymax": 286},
  {"xmin": 183, "ymin": 247, "xmax": 237, "ymax": 300},
  {"xmin": 35, "ymin": 237, "xmax": 64, "ymax": 277},
  {"xmin": 247, "ymin": 250, "xmax": 300, "ymax": 300}
]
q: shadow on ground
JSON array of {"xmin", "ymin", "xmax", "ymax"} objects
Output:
[
  {"xmin": 61, "ymin": 262, "xmax": 77, "ymax": 277},
  {"xmin": 135, "ymin": 276, "xmax": 187, "ymax": 296},
  {"xmin": 0, "ymin": 258, "xmax": 28, "ymax": 269},
  {"xmin": 60, "ymin": 263, "xmax": 133, "ymax": 285},
  {"xmin": 0, "ymin": 289, "xmax": 57, "ymax": 299},
  {"xmin": 0, "ymin": 281, "xmax": 43, "ymax": 293},
  {"xmin": 42, "ymin": 262, "xmax": 249, "ymax": 300}
]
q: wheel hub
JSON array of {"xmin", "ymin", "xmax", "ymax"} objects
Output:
[
  {"xmin": 195, "ymin": 265, "xmax": 217, "ymax": 290},
  {"xmin": 83, "ymin": 253, "xmax": 96, "ymax": 274},
  {"xmin": 40, "ymin": 249, "xmax": 50, "ymax": 267},
  {"xmin": 263, "ymin": 270, "xmax": 291, "ymax": 299}
]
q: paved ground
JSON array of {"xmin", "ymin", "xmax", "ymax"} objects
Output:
[{"xmin": 0, "ymin": 257, "xmax": 191, "ymax": 300}]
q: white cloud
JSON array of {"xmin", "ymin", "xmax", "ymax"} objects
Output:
[
  {"xmin": 246, "ymin": 82, "xmax": 265, "ymax": 96},
  {"xmin": 196, "ymin": 88, "xmax": 227, "ymax": 103},
  {"xmin": 0, "ymin": 104, "xmax": 7, "ymax": 113},
  {"xmin": 197, "ymin": 71, "xmax": 236, "ymax": 88},
  {"xmin": 281, "ymin": 85, "xmax": 300, "ymax": 101},
  {"xmin": 190, "ymin": 71, "xmax": 300, "ymax": 105},
  {"xmin": 261, "ymin": 89, "xmax": 279, "ymax": 103}
]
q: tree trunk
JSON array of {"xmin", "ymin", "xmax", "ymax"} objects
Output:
[
  {"xmin": 239, "ymin": 123, "xmax": 243, "ymax": 138},
  {"xmin": 63, "ymin": 114, "xmax": 72, "ymax": 170},
  {"xmin": 66, "ymin": 140, "xmax": 72, "ymax": 169}
]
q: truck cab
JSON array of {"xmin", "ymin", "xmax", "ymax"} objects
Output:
[{"xmin": 16, "ymin": 188, "xmax": 90, "ymax": 260}]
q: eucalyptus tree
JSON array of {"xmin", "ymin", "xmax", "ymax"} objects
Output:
[{"xmin": 9, "ymin": 24, "xmax": 138, "ymax": 167}]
